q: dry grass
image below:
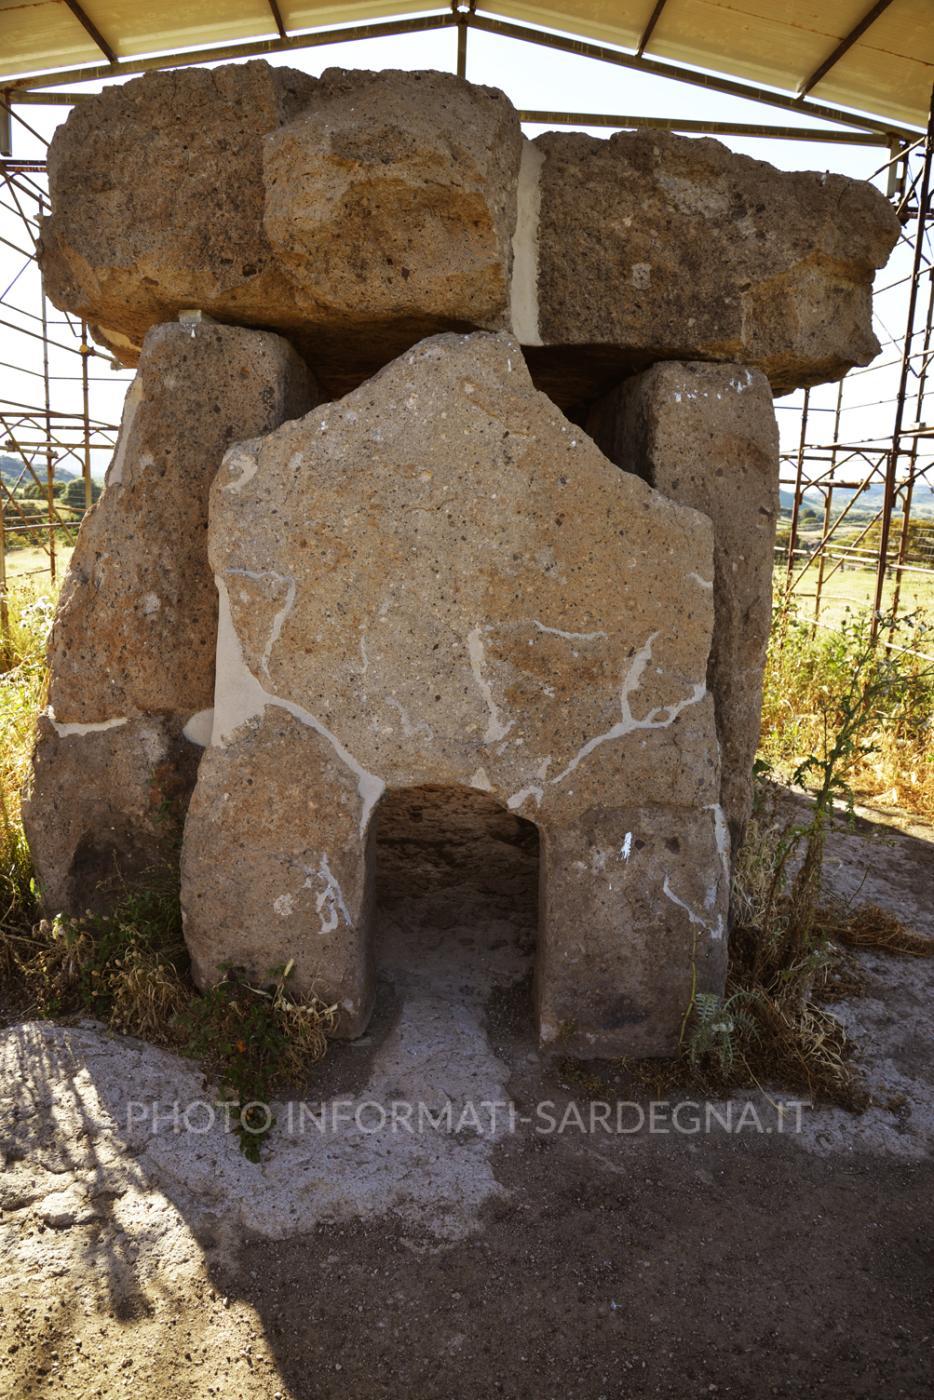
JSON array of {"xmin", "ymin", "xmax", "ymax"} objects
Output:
[
  {"xmin": 0, "ymin": 580, "xmax": 55, "ymax": 949},
  {"xmin": 760, "ymin": 602, "xmax": 934, "ymax": 820},
  {"xmin": 817, "ymin": 901, "xmax": 934, "ymax": 959}
]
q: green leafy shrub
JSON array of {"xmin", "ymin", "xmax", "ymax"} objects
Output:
[{"xmin": 761, "ymin": 598, "xmax": 934, "ymax": 819}]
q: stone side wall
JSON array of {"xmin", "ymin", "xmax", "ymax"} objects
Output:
[
  {"xmin": 23, "ymin": 322, "xmax": 317, "ymax": 913},
  {"xmin": 587, "ymin": 362, "xmax": 780, "ymax": 850}
]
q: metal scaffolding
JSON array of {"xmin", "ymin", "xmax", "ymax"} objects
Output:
[
  {"xmin": 0, "ymin": 13, "xmax": 931, "ymax": 657},
  {"xmin": 0, "ymin": 104, "xmax": 128, "ymax": 604},
  {"xmin": 778, "ymin": 102, "xmax": 934, "ymax": 657}
]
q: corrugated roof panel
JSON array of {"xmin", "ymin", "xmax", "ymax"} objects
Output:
[
  {"xmin": 643, "ymin": 0, "xmax": 869, "ymax": 93},
  {"xmin": 490, "ymin": 1, "xmax": 644, "ymax": 51},
  {"xmin": 811, "ymin": 2, "xmax": 934, "ymax": 128},
  {"xmin": 84, "ymin": 0, "xmax": 280, "ymax": 57},
  {"xmin": 0, "ymin": 0, "xmax": 101, "ymax": 74},
  {"xmin": 284, "ymin": 1, "xmax": 439, "ymax": 30}
]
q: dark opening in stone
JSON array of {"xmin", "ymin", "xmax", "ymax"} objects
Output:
[{"xmin": 371, "ymin": 785, "xmax": 539, "ymax": 1007}]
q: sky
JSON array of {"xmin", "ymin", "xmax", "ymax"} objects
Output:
[{"xmin": 0, "ymin": 14, "xmax": 924, "ymax": 489}]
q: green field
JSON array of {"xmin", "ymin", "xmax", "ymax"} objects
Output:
[{"xmin": 780, "ymin": 558, "xmax": 934, "ymax": 640}]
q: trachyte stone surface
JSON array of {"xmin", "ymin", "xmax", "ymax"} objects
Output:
[
  {"xmin": 587, "ymin": 360, "xmax": 780, "ymax": 849},
  {"xmin": 24, "ymin": 320, "xmax": 316, "ymax": 914},
  {"xmin": 181, "ymin": 330, "xmax": 729, "ymax": 1055},
  {"xmin": 39, "ymin": 64, "xmax": 899, "ymax": 404},
  {"xmin": 532, "ymin": 128, "xmax": 901, "ymax": 398},
  {"xmin": 22, "ymin": 715, "xmax": 200, "ymax": 915},
  {"xmin": 263, "ymin": 67, "xmax": 522, "ymax": 340},
  {"xmin": 39, "ymin": 63, "xmax": 317, "ymax": 363}
]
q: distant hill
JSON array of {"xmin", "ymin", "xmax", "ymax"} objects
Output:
[
  {"xmin": 803, "ymin": 481, "xmax": 934, "ymax": 508},
  {"xmin": 779, "ymin": 481, "xmax": 934, "ymax": 516},
  {"xmin": 0, "ymin": 453, "xmax": 75, "ymax": 486}
]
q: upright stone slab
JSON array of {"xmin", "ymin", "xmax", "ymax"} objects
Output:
[
  {"xmin": 23, "ymin": 321, "xmax": 316, "ymax": 914},
  {"xmin": 39, "ymin": 62, "xmax": 317, "ymax": 362},
  {"xmin": 531, "ymin": 129, "xmax": 900, "ymax": 398},
  {"xmin": 587, "ymin": 362, "xmax": 779, "ymax": 850},
  {"xmin": 181, "ymin": 331, "xmax": 728, "ymax": 1054}
]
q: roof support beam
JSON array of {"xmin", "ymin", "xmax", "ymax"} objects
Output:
[
  {"xmin": 517, "ymin": 111, "xmax": 886, "ymax": 145},
  {"xmin": 61, "ymin": 0, "xmax": 117, "ymax": 66},
  {"xmin": 468, "ymin": 15, "xmax": 917, "ymax": 140},
  {"xmin": 5, "ymin": 13, "xmax": 457, "ymax": 91},
  {"xmin": 636, "ymin": 0, "xmax": 669, "ymax": 59},
  {"xmin": 797, "ymin": 0, "xmax": 895, "ymax": 98},
  {"xmin": 267, "ymin": 1, "xmax": 288, "ymax": 41}
]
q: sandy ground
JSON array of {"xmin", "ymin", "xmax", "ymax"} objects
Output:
[{"xmin": 1, "ymin": 789, "xmax": 932, "ymax": 1399}]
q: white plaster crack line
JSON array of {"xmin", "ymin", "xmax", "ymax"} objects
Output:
[
  {"xmin": 551, "ymin": 632, "xmax": 706, "ymax": 785},
  {"xmin": 48, "ymin": 710, "xmax": 128, "ymax": 738},
  {"xmin": 467, "ymin": 624, "xmax": 513, "ymax": 745},
  {"xmin": 533, "ymin": 620, "xmax": 607, "ymax": 642},
  {"xmin": 662, "ymin": 875, "xmax": 724, "ymax": 942},
  {"xmin": 212, "ymin": 577, "xmax": 385, "ymax": 834}
]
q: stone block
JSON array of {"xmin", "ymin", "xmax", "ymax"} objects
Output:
[
  {"xmin": 587, "ymin": 360, "xmax": 780, "ymax": 849},
  {"xmin": 24, "ymin": 321, "xmax": 317, "ymax": 914},
  {"xmin": 531, "ymin": 129, "xmax": 900, "ymax": 398},
  {"xmin": 263, "ymin": 67, "xmax": 522, "ymax": 341},
  {"xmin": 180, "ymin": 330, "xmax": 728, "ymax": 1052}
]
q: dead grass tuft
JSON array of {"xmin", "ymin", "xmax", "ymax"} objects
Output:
[{"xmin": 817, "ymin": 900, "xmax": 934, "ymax": 959}]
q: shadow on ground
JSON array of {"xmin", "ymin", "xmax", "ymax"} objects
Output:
[{"xmin": 1, "ymin": 789, "xmax": 932, "ymax": 1398}]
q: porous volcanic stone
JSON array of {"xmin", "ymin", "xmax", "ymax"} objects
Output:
[
  {"xmin": 24, "ymin": 320, "xmax": 317, "ymax": 914},
  {"xmin": 181, "ymin": 331, "xmax": 729, "ymax": 1054},
  {"xmin": 263, "ymin": 67, "xmax": 522, "ymax": 339},
  {"xmin": 531, "ymin": 129, "xmax": 901, "ymax": 398},
  {"xmin": 39, "ymin": 62, "xmax": 317, "ymax": 361},
  {"xmin": 587, "ymin": 361, "xmax": 779, "ymax": 850},
  {"xmin": 22, "ymin": 715, "xmax": 199, "ymax": 915},
  {"xmin": 40, "ymin": 66, "xmax": 897, "ymax": 406}
]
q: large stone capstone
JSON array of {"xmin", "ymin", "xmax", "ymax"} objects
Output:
[
  {"xmin": 39, "ymin": 63, "xmax": 317, "ymax": 365},
  {"xmin": 180, "ymin": 331, "xmax": 730, "ymax": 1057},
  {"xmin": 39, "ymin": 64, "xmax": 899, "ymax": 402},
  {"xmin": 530, "ymin": 129, "xmax": 901, "ymax": 398},
  {"xmin": 586, "ymin": 361, "xmax": 780, "ymax": 849},
  {"xmin": 263, "ymin": 68, "xmax": 523, "ymax": 350},
  {"xmin": 23, "ymin": 320, "xmax": 317, "ymax": 914}
]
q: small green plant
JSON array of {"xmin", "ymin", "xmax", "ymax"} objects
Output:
[
  {"xmin": 686, "ymin": 990, "xmax": 759, "ymax": 1077},
  {"xmin": 761, "ymin": 596, "xmax": 934, "ymax": 819},
  {"xmin": 182, "ymin": 960, "xmax": 336, "ymax": 1161}
]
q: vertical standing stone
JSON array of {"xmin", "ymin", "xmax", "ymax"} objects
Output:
[
  {"xmin": 23, "ymin": 321, "xmax": 317, "ymax": 914},
  {"xmin": 181, "ymin": 331, "xmax": 728, "ymax": 1053},
  {"xmin": 587, "ymin": 361, "xmax": 779, "ymax": 850}
]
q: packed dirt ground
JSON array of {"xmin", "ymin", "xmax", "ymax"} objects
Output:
[{"xmin": 1, "ymin": 790, "xmax": 932, "ymax": 1400}]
